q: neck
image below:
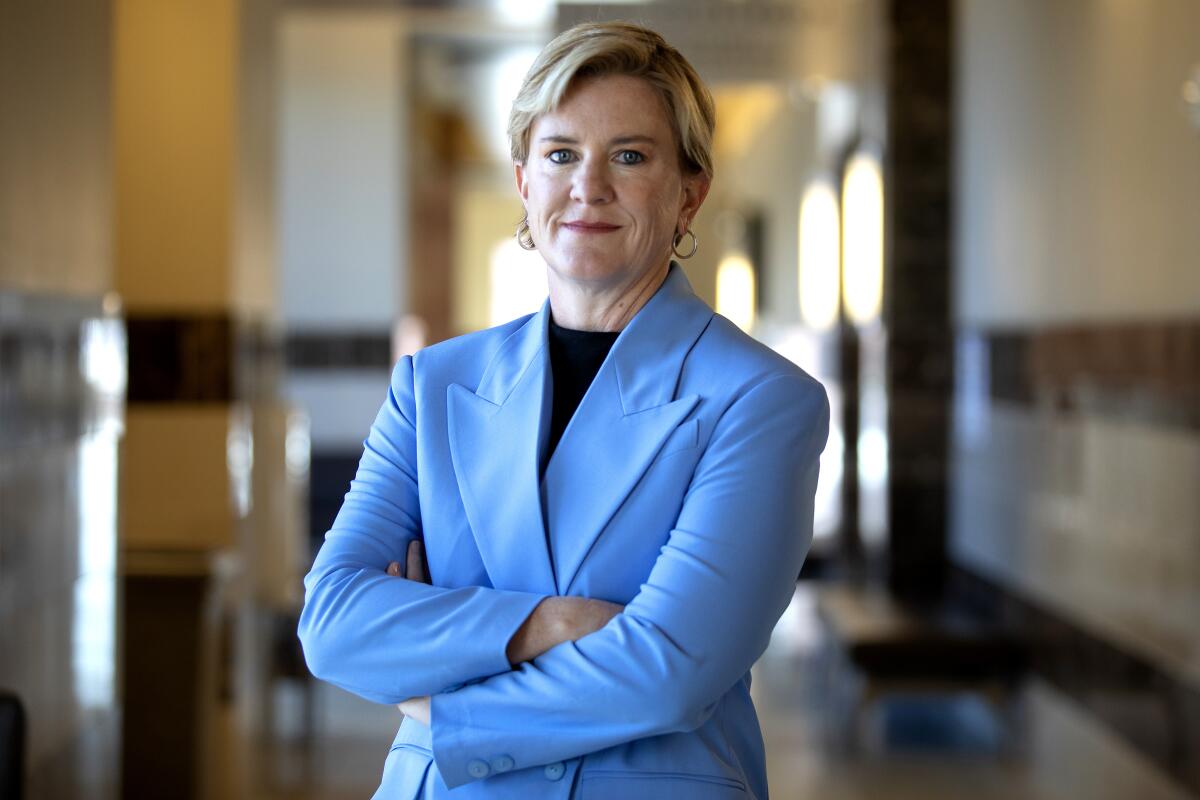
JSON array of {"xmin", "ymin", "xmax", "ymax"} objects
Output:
[{"xmin": 547, "ymin": 261, "xmax": 670, "ymax": 332}]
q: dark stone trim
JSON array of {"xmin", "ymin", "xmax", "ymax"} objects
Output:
[
  {"xmin": 126, "ymin": 315, "xmax": 234, "ymax": 403},
  {"xmin": 284, "ymin": 331, "xmax": 392, "ymax": 370},
  {"xmin": 970, "ymin": 322, "xmax": 1200, "ymax": 430},
  {"xmin": 124, "ymin": 313, "xmax": 283, "ymax": 404},
  {"xmin": 948, "ymin": 565, "xmax": 1200, "ymax": 795}
]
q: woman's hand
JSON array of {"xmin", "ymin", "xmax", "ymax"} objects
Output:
[
  {"xmin": 397, "ymin": 695, "xmax": 431, "ymax": 725},
  {"xmin": 385, "ymin": 539, "xmax": 623, "ymax": 698},
  {"xmin": 505, "ymin": 596, "xmax": 624, "ymax": 665},
  {"xmin": 389, "ymin": 540, "xmax": 432, "ymax": 722},
  {"xmin": 387, "ymin": 538, "xmax": 430, "ymax": 583}
]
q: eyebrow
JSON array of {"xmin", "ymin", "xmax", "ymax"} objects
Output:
[{"xmin": 538, "ymin": 134, "xmax": 658, "ymax": 146}]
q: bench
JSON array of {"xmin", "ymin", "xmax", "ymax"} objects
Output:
[{"xmin": 815, "ymin": 583, "xmax": 1028, "ymax": 752}]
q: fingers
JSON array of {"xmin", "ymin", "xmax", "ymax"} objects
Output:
[
  {"xmin": 407, "ymin": 539, "xmax": 430, "ymax": 584},
  {"xmin": 385, "ymin": 542, "xmax": 429, "ymax": 582}
]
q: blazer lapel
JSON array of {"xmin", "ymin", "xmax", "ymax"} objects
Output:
[
  {"xmin": 447, "ymin": 308, "xmax": 557, "ymax": 595},
  {"xmin": 543, "ymin": 264, "xmax": 714, "ymax": 595}
]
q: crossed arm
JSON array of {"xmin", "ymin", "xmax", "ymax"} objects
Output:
[
  {"xmin": 299, "ymin": 356, "xmax": 829, "ymax": 788},
  {"xmin": 387, "ymin": 540, "xmax": 623, "ymax": 724},
  {"xmin": 298, "ymin": 357, "xmax": 627, "ymax": 706}
]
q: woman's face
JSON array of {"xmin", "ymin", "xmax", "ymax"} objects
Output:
[{"xmin": 516, "ymin": 74, "xmax": 710, "ymax": 293}]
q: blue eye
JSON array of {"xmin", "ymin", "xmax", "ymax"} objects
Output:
[
  {"xmin": 548, "ymin": 149, "xmax": 574, "ymax": 164},
  {"xmin": 616, "ymin": 150, "xmax": 645, "ymax": 165}
]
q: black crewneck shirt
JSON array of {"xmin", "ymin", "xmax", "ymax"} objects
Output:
[{"xmin": 544, "ymin": 316, "xmax": 619, "ymax": 468}]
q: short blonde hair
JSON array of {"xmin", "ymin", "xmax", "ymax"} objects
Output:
[{"xmin": 508, "ymin": 21, "xmax": 715, "ymax": 177}]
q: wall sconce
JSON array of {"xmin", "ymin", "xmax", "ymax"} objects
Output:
[
  {"xmin": 1184, "ymin": 63, "xmax": 1200, "ymax": 132},
  {"xmin": 840, "ymin": 150, "xmax": 884, "ymax": 326},
  {"xmin": 716, "ymin": 252, "xmax": 757, "ymax": 333},
  {"xmin": 798, "ymin": 180, "xmax": 841, "ymax": 331}
]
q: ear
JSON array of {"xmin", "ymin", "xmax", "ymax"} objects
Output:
[
  {"xmin": 514, "ymin": 160, "xmax": 529, "ymax": 204},
  {"xmin": 678, "ymin": 171, "xmax": 711, "ymax": 233}
]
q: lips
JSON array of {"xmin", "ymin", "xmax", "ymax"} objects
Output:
[{"xmin": 562, "ymin": 220, "xmax": 621, "ymax": 232}]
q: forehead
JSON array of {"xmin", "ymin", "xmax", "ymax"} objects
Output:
[{"xmin": 532, "ymin": 74, "xmax": 674, "ymax": 141}]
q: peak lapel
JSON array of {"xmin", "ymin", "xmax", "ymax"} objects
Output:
[
  {"xmin": 447, "ymin": 307, "xmax": 556, "ymax": 595},
  {"xmin": 544, "ymin": 264, "xmax": 715, "ymax": 594}
]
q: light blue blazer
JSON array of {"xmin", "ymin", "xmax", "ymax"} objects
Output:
[{"xmin": 299, "ymin": 264, "xmax": 829, "ymax": 799}]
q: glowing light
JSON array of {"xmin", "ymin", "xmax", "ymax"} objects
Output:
[
  {"xmin": 841, "ymin": 152, "xmax": 884, "ymax": 326},
  {"xmin": 716, "ymin": 253, "xmax": 757, "ymax": 333},
  {"xmin": 497, "ymin": 0, "xmax": 553, "ymax": 26},
  {"xmin": 798, "ymin": 181, "xmax": 840, "ymax": 331},
  {"xmin": 285, "ymin": 412, "xmax": 311, "ymax": 480},
  {"xmin": 74, "ymin": 431, "xmax": 118, "ymax": 709},
  {"xmin": 227, "ymin": 408, "xmax": 254, "ymax": 518},
  {"xmin": 1185, "ymin": 80, "xmax": 1200, "ymax": 105},
  {"xmin": 489, "ymin": 237, "xmax": 548, "ymax": 325},
  {"xmin": 81, "ymin": 317, "xmax": 127, "ymax": 400}
]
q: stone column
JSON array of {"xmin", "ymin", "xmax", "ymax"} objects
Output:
[
  {"xmin": 0, "ymin": 1, "xmax": 122, "ymax": 798},
  {"xmin": 884, "ymin": 0, "xmax": 954, "ymax": 601}
]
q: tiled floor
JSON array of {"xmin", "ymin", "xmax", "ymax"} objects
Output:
[{"xmin": 226, "ymin": 587, "xmax": 1196, "ymax": 800}]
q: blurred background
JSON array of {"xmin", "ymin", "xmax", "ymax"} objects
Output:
[{"xmin": 1, "ymin": 0, "xmax": 1198, "ymax": 798}]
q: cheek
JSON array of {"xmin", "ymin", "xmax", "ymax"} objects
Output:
[
  {"xmin": 644, "ymin": 190, "xmax": 682, "ymax": 235},
  {"xmin": 637, "ymin": 178, "xmax": 683, "ymax": 220},
  {"xmin": 527, "ymin": 179, "xmax": 566, "ymax": 222}
]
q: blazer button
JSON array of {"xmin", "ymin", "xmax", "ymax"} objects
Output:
[
  {"xmin": 544, "ymin": 762, "xmax": 565, "ymax": 781},
  {"xmin": 492, "ymin": 755, "xmax": 515, "ymax": 773},
  {"xmin": 467, "ymin": 759, "xmax": 491, "ymax": 779}
]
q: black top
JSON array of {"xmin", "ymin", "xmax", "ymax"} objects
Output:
[{"xmin": 544, "ymin": 316, "xmax": 619, "ymax": 468}]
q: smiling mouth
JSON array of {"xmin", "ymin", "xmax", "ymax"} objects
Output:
[{"xmin": 562, "ymin": 221, "xmax": 621, "ymax": 233}]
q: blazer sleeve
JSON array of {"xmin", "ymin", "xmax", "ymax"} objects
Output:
[
  {"xmin": 297, "ymin": 355, "xmax": 547, "ymax": 704},
  {"xmin": 429, "ymin": 372, "xmax": 830, "ymax": 788}
]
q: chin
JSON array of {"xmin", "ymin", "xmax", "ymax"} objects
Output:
[{"xmin": 550, "ymin": 253, "xmax": 630, "ymax": 286}]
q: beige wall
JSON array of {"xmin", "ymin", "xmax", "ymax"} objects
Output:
[
  {"xmin": 0, "ymin": 0, "xmax": 112, "ymax": 295},
  {"xmin": 114, "ymin": 0, "xmax": 279, "ymax": 315},
  {"xmin": 114, "ymin": 0, "xmax": 236, "ymax": 311},
  {"xmin": 278, "ymin": 11, "xmax": 405, "ymax": 330},
  {"xmin": 955, "ymin": 0, "xmax": 1200, "ymax": 325}
]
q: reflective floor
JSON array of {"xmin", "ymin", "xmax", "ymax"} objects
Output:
[{"xmin": 219, "ymin": 586, "xmax": 1194, "ymax": 800}]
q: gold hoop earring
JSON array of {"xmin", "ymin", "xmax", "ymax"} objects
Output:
[
  {"xmin": 516, "ymin": 216, "xmax": 536, "ymax": 251},
  {"xmin": 672, "ymin": 228, "xmax": 698, "ymax": 259}
]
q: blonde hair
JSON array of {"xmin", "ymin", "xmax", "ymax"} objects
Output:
[{"xmin": 508, "ymin": 21, "xmax": 715, "ymax": 177}]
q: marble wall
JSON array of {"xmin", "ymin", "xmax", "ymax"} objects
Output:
[
  {"xmin": 0, "ymin": 294, "xmax": 125, "ymax": 799},
  {"xmin": 1, "ymin": 1, "xmax": 122, "ymax": 796},
  {"xmin": 951, "ymin": 0, "xmax": 1200, "ymax": 792}
]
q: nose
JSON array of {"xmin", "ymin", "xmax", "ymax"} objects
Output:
[{"xmin": 569, "ymin": 157, "xmax": 614, "ymax": 205}]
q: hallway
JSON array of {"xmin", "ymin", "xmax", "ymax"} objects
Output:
[
  {"xmin": 3, "ymin": 0, "xmax": 1199, "ymax": 797},
  {"xmin": 221, "ymin": 587, "xmax": 1191, "ymax": 800}
]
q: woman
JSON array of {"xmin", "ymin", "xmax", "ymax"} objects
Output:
[{"xmin": 299, "ymin": 21, "xmax": 829, "ymax": 800}]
